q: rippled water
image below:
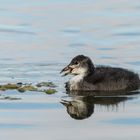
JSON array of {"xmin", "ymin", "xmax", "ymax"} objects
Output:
[{"xmin": 0, "ymin": 0, "xmax": 140, "ymax": 140}]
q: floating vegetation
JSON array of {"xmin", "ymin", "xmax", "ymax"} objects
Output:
[
  {"xmin": 18, "ymin": 85, "xmax": 38, "ymax": 93},
  {"xmin": 44, "ymin": 89, "xmax": 57, "ymax": 94},
  {"xmin": 0, "ymin": 96, "xmax": 21, "ymax": 100},
  {"xmin": 36, "ymin": 82, "xmax": 57, "ymax": 88},
  {"xmin": 0, "ymin": 82, "xmax": 57, "ymax": 94},
  {"xmin": 0, "ymin": 83, "xmax": 19, "ymax": 91}
]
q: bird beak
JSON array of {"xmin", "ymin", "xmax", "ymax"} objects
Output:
[
  {"xmin": 60, "ymin": 64, "xmax": 73, "ymax": 76},
  {"xmin": 60, "ymin": 100, "xmax": 71, "ymax": 107}
]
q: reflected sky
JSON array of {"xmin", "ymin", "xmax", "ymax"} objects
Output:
[
  {"xmin": 0, "ymin": 102, "xmax": 62, "ymax": 110},
  {"xmin": 103, "ymin": 118, "xmax": 140, "ymax": 125},
  {"xmin": 0, "ymin": 123, "xmax": 35, "ymax": 129},
  {"xmin": 0, "ymin": 0, "xmax": 140, "ymax": 67},
  {"xmin": 0, "ymin": 0, "xmax": 140, "ymax": 140}
]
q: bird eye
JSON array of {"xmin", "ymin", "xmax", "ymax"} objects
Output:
[{"xmin": 74, "ymin": 61, "xmax": 78, "ymax": 65}]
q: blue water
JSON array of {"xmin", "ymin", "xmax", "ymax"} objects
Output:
[
  {"xmin": 103, "ymin": 118, "xmax": 140, "ymax": 125},
  {"xmin": 0, "ymin": 0, "xmax": 140, "ymax": 140}
]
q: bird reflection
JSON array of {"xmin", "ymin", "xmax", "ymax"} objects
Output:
[
  {"xmin": 61, "ymin": 96, "xmax": 94, "ymax": 120},
  {"xmin": 60, "ymin": 90, "xmax": 140, "ymax": 120}
]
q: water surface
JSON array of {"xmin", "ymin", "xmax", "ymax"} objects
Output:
[{"xmin": 0, "ymin": 0, "xmax": 140, "ymax": 140}]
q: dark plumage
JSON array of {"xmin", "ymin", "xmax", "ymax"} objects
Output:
[
  {"xmin": 61, "ymin": 55, "xmax": 140, "ymax": 91},
  {"xmin": 84, "ymin": 66, "xmax": 140, "ymax": 91}
]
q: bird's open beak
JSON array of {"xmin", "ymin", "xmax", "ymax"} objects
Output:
[
  {"xmin": 60, "ymin": 100, "xmax": 71, "ymax": 107},
  {"xmin": 60, "ymin": 64, "xmax": 73, "ymax": 76}
]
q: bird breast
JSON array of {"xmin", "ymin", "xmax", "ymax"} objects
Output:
[{"xmin": 69, "ymin": 75, "xmax": 84, "ymax": 90}]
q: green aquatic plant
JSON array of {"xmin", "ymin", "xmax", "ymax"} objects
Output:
[
  {"xmin": 36, "ymin": 82, "xmax": 57, "ymax": 88},
  {"xmin": 0, "ymin": 83, "xmax": 19, "ymax": 91},
  {"xmin": 44, "ymin": 89, "xmax": 57, "ymax": 94},
  {"xmin": 18, "ymin": 85, "xmax": 38, "ymax": 93},
  {"xmin": 0, "ymin": 82, "xmax": 57, "ymax": 94}
]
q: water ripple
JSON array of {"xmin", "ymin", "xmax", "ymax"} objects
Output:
[
  {"xmin": 0, "ymin": 28, "xmax": 36, "ymax": 35},
  {"xmin": 0, "ymin": 123, "xmax": 35, "ymax": 129},
  {"xmin": 113, "ymin": 32, "xmax": 140, "ymax": 36},
  {"xmin": 103, "ymin": 118, "xmax": 140, "ymax": 125}
]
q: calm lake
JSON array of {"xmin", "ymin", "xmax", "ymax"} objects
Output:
[{"xmin": 0, "ymin": 0, "xmax": 140, "ymax": 140}]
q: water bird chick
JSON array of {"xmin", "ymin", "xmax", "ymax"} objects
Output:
[{"xmin": 60, "ymin": 55, "xmax": 140, "ymax": 91}]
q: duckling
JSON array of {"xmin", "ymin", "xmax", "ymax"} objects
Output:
[{"xmin": 60, "ymin": 55, "xmax": 140, "ymax": 91}]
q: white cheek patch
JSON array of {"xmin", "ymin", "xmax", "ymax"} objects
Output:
[
  {"xmin": 72, "ymin": 67, "xmax": 87, "ymax": 75},
  {"xmin": 78, "ymin": 67, "xmax": 88, "ymax": 75}
]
